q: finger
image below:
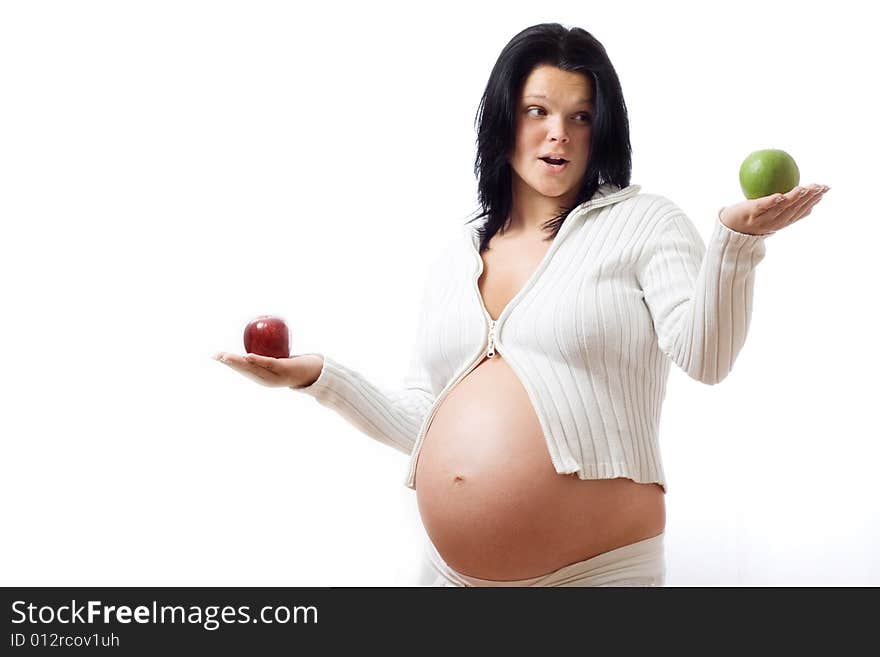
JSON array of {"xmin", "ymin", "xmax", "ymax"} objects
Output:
[
  {"xmin": 754, "ymin": 183, "xmax": 816, "ymax": 215},
  {"xmin": 759, "ymin": 185, "xmax": 814, "ymax": 226},
  {"xmin": 217, "ymin": 353, "xmax": 283, "ymax": 385},
  {"xmin": 753, "ymin": 193, "xmax": 787, "ymax": 217},
  {"xmin": 749, "ymin": 186, "xmax": 805, "ymax": 226},
  {"xmin": 780, "ymin": 186, "xmax": 826, "ymax": 226},
  {"xmin": 244, "ymin": 353, "xmax": 281, "ymax": 373},
  {"xmin": 776, "ymin": 185, "xmax": 824, "ymax": 225},
  {"xmin": 788, "ymin": 189, "xmax": 827, "ymax": 223},
  {"xmin": 226, "ymin": 353, "xmax": 277, "ymax": 375}
]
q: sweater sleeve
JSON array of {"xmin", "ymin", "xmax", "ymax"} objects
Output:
[
  {"xmin": 289, "ymin": 274, "xmax": 438, "ymax": 456},
  {"xmin": 637, "ymin": 205, "xmax": 769, "ymax": 384}
]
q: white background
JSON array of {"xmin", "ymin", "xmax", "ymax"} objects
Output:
[{"xmin": 2, "ymin": 0, "xmax": 877, "ymax": 586}]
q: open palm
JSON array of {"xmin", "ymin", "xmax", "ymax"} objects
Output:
[{"xmin": 720, "ymin": 183, "xmax": 829, "ymax": 236}]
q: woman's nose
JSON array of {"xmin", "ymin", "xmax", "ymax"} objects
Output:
[{"xmin": 546, "ymin": 120, "xmax": 569, "ymax": 142}]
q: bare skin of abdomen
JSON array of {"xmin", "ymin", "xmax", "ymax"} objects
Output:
[{"xmin": 414, "ymin": 353, "xmax": 666, "ymax": 581}]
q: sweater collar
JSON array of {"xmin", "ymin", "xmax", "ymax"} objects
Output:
[
  {"xmin": 463, "ymin": 183, "xmax": 642, "ymax": 244},
  {"xmin": 579, "ymin": 182, "xmax": 642, "ymax": 210}
]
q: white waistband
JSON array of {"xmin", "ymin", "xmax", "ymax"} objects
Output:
[{"xmin": 425, "ymin": 532, "xmax": 666, "ymax": 587}]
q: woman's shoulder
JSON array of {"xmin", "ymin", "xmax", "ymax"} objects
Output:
[
  {"xmin": 616, "ymin": 187, "xmax": 690, "ymax": 228},
  {"xmin": 619, "ymin": 186, "xmax": 680, "ymax": 211}
]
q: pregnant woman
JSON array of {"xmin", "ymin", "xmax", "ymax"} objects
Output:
[{"xmin": 214, "ymin": 23, "xmax": 828, "ymax": 586}]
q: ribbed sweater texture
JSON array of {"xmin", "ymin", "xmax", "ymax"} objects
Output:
[{"xmin": 294, "ymin": 184, "xmax": 769, "ymax": 494}]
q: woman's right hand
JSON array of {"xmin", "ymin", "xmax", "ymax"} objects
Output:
[{"xmin": 213, "ymin": 352, "xmax": 324, "ymax": 389}]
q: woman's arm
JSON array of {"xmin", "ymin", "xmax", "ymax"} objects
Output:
[
  {"xmin": 637, "ymin": 203, "xmax": 769, "ymax": 385},
  {"xmin": 291, "ymin": 273, "xmax": 439, "ymax": 456},
  {"xmin": 637, "ymin": 184, "xmax": 828, "ymax": 384},
  {"xmin": 292, "ymin": 351, "xmax": 435, "ymax": 456}
]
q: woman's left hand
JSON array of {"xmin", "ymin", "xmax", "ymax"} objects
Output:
[{"xmin": 719, "ymin": 183, "xmax": 830, "ymax": 236}]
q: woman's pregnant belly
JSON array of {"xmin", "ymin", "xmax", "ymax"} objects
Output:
[{"xmin": 415, "ymin": 354, "xmax": 666, "ymax": 581}]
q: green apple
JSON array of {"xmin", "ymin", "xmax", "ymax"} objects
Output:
[{"xmin": 739, "ymin": 149, "xmax": 800, "ymax": 199}]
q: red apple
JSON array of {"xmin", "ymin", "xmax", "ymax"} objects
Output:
[{"xmin": 243, "ymin": 315, "xmax": 290, "ymax": 358}]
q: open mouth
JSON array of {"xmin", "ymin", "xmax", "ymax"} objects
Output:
[{"xmin": 539, "ymin": 157, "xmax": 569, "ymax": 171}]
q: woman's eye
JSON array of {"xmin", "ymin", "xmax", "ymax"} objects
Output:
[{"xmin": 527, "ymin": 107, "xmax": 591, "ymax": 122}]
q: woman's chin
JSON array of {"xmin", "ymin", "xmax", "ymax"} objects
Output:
[{"xmin": 533, "ymin": 184, "xmax": 574, "ymax": 199}]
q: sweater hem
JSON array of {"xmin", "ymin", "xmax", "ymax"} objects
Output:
[
  {"xmin": 568, "ymin": 463, "xmax": 668, "ymax": 495},
  {"xmin": 405, "ymin": 461, "xmax": 668, "ymax": 495},
  {"xmin": 290, "ymin": 354, "xmax": 332, "ymax": 395},
  {"xmin": 716, "ymin": 209, "xmax": 775, "ymax": 241}
]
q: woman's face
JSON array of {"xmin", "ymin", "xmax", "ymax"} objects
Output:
[{"xmin": 507, "ymin": 65, "xmax": 594, "ymax": 203}]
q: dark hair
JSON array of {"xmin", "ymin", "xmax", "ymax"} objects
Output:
[{"xmin": 466, "ymin": 23, "xmax": 632, "ymax": 253}]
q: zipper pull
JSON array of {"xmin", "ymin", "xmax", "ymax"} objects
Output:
[{"xmin": 487, "ymin": 319, "xmax": 496, "ymax": 358}]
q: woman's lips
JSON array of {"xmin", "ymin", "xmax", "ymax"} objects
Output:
[{"xmin": 539, "ymin": 158, "xmax": 569, "ymax": 174}]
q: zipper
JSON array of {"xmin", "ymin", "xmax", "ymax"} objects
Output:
[
  {"xmin": 405, "ymin": 332, "xmax": 494, "ymax": 487},
  {"xmin": 407, "ymin": 278, "xmax": 498, "ymax": 487},
  {"xmin": 407, "ymin": 186, "xmax": 641, "ymax": 488},
  {"xmin": 486, "ymin": 319, "xmax": 496, "ymax": 358},
  {"xmin": 486, "ymin": 313, "xmax": 562, "ymax": 472}
]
